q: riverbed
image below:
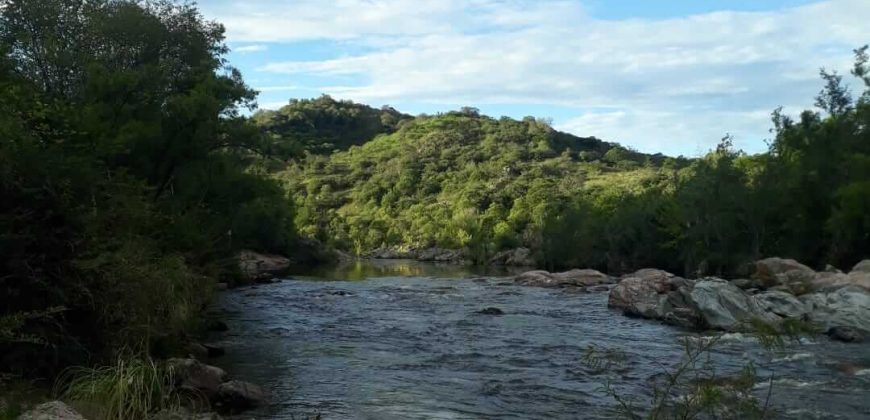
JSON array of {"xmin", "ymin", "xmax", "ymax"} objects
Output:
[{"xmin": 213, "ymin": 260, "xmax": 870, "ymax": 419}]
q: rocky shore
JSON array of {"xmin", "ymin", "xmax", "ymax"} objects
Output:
[{"xmin": 513, "ymin": 257, "xmax": 870, "ymax": 342}]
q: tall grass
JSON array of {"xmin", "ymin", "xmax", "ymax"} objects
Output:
[{"xmin": 56, "ymin": 357, "xmax": 180, "ymax": 420}]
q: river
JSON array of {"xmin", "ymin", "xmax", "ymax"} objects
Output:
[{"xmin": 213, "ymin": 260, "xmax": 870, "ymax": 419}]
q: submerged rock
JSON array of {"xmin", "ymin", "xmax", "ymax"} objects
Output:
[
  {"xmin": 477, "ymin": 307, "xmax": 504, "ymax": 315},
  {"xmin": 17, "ymin": 401, "xmax": 85, "ymax": 420}
]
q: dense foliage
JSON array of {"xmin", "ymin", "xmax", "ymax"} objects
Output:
[
  {"xmin": 0, "ymin": 0, "xmax": 295, "ymax": 377},
  {"xmin": 252, "ymin": 95, "xmax": 412, "ymax": 156},
  {"xmin": 277, "ymin": 52, "xmax": 870, "ymax": 276},
  {"xmin": 278, "ymin": 107, "xmax": 674, "ymax": 262}
]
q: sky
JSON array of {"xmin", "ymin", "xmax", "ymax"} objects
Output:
[{"xmin": 198, "ymin": 0, "xmax": 870, "ymax": 156}]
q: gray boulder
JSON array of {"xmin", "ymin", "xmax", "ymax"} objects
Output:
[
  {"xmin": 215, "ymin": 380, "xmax": 267, "ymax": 411},
  {"xmin": 801, "ymin": 286, "xmax": 870, "ymax": 333},
  {"xmin": 607, "ymin": 269, "xmax": 699, "ymax": 327},
  {"xmin": 17, "ymin": 401, "xmax": 85, "ymax": 420},
  {"xmin": 755, "ymin": 290, "xmax": 809, "ymax": 318},
  {"xmin": 687, "ymin": 279, "xmax": 780, "ymax": 331}
]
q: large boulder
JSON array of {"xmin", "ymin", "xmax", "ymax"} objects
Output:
[
  {"xmin": 755, "ymin": 290, "xmax": 810, "ymax": 319},
  {"xmin": 514, "ymin": 268, "xmax": 611, "ymax": 288},
  {"xmin": 752, "ymin": 257, "xmax": 815, "ymax": 293},
  {"xmin": 489, "ymin": 248, "xmax": 535, "ymax": 267},
  {"xmin": 238, "ymin": 250, "xmax": 290, "ymax": 283},
  {"xmin": 687, "ymin": 279, "xmax": 780, "ymax": 331},
  {"xmin": 17, "ymin": 401, "xmax": 85, "ymax": 420},
  {"xmin": 607, "ymin": 269, "xmax": 698, "ymax": 327},
  {"xmin": 215, "ymin": 380, "xmax": 267, "ymax": 411},
  {"xmin": 801, "ymin": 286, "xmax": 870, "ymax": 333},
  {"xmin": 168, "ymin": 358, "xmax": 227, "ymax": 399},
  {"xmin": 608, "ymin": 276, "xmax": 666, "ymax": 318}
]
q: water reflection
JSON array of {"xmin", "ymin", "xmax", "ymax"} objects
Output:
[{"xmin": 289, "ymin": 259, "xmax": 527, "ymax": 281}]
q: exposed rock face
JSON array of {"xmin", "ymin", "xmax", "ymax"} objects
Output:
[
  {"xmin": 801, "ymin": 286, "xmax": 870, "ymax": 334},
  {"xmin": 238, "ymin": 250, "xmax": 290, "ymax": 283},
  {"xmin": 168, "ymin": 358, "xmax": 228, "ymax": 399},
  {"xmin": 515, "ymin": 268, "xmax": 611, "ymax": 288},
  {"xmin": 489, "ymin": 248, "xmax": 535, "ymax": 266},
  {"xmin": 216, "ymin": 380, "xmax": 268, "ymax": 411},
  {"xmin": 17, "ymin": 401, "xmax": 85, "ymax": 420},
  {"xmin": 687, "ymin": 279, "xmax": 780, "ymax": 331}
]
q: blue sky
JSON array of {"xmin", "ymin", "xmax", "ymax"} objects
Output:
[{"xmin": 198, "ymin": 0, "xmax": 870, "ymax": 156}]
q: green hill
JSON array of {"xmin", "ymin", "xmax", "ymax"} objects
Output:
[
  {"xmin": 275, "ymin": 107, "xmax": 683, "ymax": 267},
  {"xmin": 253, "ymin": 95, "xmax": 412, "ymax": 155}
]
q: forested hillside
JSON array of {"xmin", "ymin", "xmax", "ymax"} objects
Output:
[
  {"xmin": 252, "ymin": 95, "xmax": 412, "ymax": 156},
  {"xmin": 273, "ymin": 55, "xmax": 870, "ymax": 276}
]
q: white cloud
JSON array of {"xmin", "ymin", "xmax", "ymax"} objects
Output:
[
  {"xmin": 233, "ymin": 44, "xmax": 268, "ymax": 54},
  {"xmin": 203, "ymin": 0, "xmax": 870, "ymax": 154}
]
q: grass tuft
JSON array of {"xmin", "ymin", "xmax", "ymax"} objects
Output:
[{"xmin": 56, "ymin": 357, "xmax": 180, "ymax": 420}]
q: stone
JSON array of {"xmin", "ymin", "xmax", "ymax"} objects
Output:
[
  {"xmin": 216, "ymin": 282, "xmax": 229, "ymax": 291},
  {"xmin": 514, "ymin": 270, "xmax": 558, "ymax": 287},
  {"xmin": 238, "ymin": 250, "xmax": 290, "ymax": 283},
  {"xmin": 752, "ymin": 257, "xmax": 815, "ymax": 290},
  {"xmin": 687, "ymin": 279, "xmax": 780, "ymax": 331},
  {"xmin": 827, "ymin": 326, "xmax": 864, "ymax": 343},
  {"xmin": 607, "ymin": 276, "xmax": 666, "ymax": 318},
  {"xmin": 489, "ymin": 248, "xmax": 535, "ymax": 266},
  {"xmin": 755, "ymin": 290, "xmax": 809, "ymax": 319},
  {"xmin": 17, "ymin": 401, "xmax": 85, "ymax": 420},
  {"xmin": 477, "ymin": 307, "xmax": 504, "ymax": 315},
  {"xmin": 730, "ymin": 278, "xmax": 758, "ymax": 290},
  {"xmin": 215, "ymin": 380, "xmax": 267, "ymax": 411},
  {"xmin": 168, "ymin": 358, "xmax": 227, "ymax": 399},
  {"xmin": 801, "ymin": 286, "xmax": 870, "ymax": 334},
  {"xmin": 515, "ymin": 268, "xmax": 611, "ymax": 288}
]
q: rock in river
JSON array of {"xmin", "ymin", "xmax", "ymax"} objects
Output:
[{"xmin": 515, "ymin": 268, "xmax": 611, "ymax": 288}]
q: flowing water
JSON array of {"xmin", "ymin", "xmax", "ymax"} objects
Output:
[{"xmin": 213, "ymin": 260, "xmax": 870, "ymax": 419}]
